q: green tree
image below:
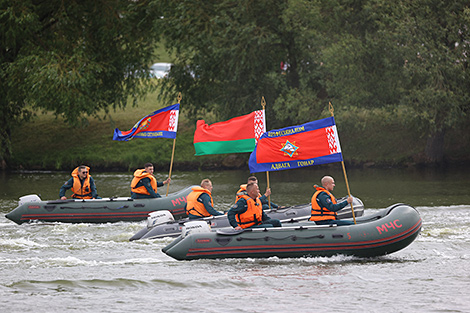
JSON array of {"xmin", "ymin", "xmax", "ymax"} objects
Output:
[
  {"xmin": 327, "ymin": 0, "xmax": 470, "ymax": 163},
  {"xmin": 159, "ymin": 0, "xmax": 328, "ymax": 127},
  {"xmin": 0, "ymin": 0, "xmax": 161, "ymax": 168},
  {"xmin": 157, "ymin": 0, "xmax": 408, "ymax": 125},
  {"xmin": 278, "ymin": 0, "xmax": 470, "ymax": 164},
  {"xmin": 315, "ymin": 0, "xmax": 407, "ymax": 109},
  {"xmin": 394, "ymin": 0, "xmax": 470, "ymax": 163}
]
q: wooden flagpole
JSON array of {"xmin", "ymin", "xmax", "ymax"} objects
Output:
[
  {"xmin": 261, "ymin": 97, "xmax": 271, "ymax": 209},
  {"xmin": 166, "ymin": 92, "xmax": 181, "ymax": 196},
  {"xmin": 329, "ymin": 102, "xmax": 356, "ymax": 224}
]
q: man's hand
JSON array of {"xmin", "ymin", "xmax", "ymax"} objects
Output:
[{"xmin": 264, "ymin": 188, "xmax": 272, "ymax": 197}]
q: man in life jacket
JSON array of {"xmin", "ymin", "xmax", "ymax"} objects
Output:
[
  {"xmin": 309, "ymin": 176, "xmax": 354, "ymax": 226},
  {"xmin": 235, "ymin": 176, "xmax": 279, "ymax": 210},
  {"xmin": 185, "ymin": 178, "xmax": 224, "ymax": 219},
  {"xmin": 228, "ymin": 182, "xmax": 282, "ymax": 230},
  {"xmin": 60, "ymin": 165, "xmax": 100, "ymax": 200},
  {"xmin": 130, "ymin": 163, "xmax": 171, "ymax": 199}
]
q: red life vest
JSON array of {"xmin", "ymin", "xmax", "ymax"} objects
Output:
[
  {"xmin": 186, "ymin": 186, "xmax": 214, "ymax": 217},
  {"xmin": 71, "ymin": 166, "xmax": 93, "ymax": 199},
  {"xmin": 131, "ymin": 169, "xmax": 157, "ymax": 195},
  {"xmin": 309, "ymin": 186, "xmax": 337, "ymax": 222},
  {"xmin": 235, "ymin": 195, "xmax": 263, "ymax": 229}
]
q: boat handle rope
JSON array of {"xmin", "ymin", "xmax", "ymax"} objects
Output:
[
  {"xmin": 236, "ymin": 234, "xmax": 325, "ymax": 241},
  {"xmin": 59, "ymin": 206, "xmax": 128, "ymax": 210}
]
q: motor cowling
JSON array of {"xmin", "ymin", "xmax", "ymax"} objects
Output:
[
  {"xmin": 181, "ymin": 221, "xmax": 211, "ymax": 237},
  {"xmin": 147, "ymin": 210, "xmax": 175, "ymax": 228},
  {"xmin": 18, "ymin": 195, "xmax": 42, "ymax": 206}
]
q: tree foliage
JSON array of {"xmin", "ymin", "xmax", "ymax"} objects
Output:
[
  {"xmin": 393, "ymin": 0, "xmax": 470, "ymax": 162},
  {"xmin": 1, "ymin": 0, "xmax": 468, "ymax": 168},
  {"xmin": 159, "ymin": 0, "xmax": 469, "ymax": 164},
  {"xmin": 159, "ymin": 0, "xmax": 320, "ymax": 127},
  {"xmin": 0, "ymin": 0, "xmax": 162, "ymax": 167}
]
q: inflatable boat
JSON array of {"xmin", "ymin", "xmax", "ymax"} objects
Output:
[
  {"xmin": 5, "ymin": 186, "xmax": 195, "ymax": 225},
  {"xmin": 129, "ymin": 196, "xmax": 364, "ymax": 241},
  {"xmin": 162, "ymin": 203, "xmax": 422, "ymax": 260}
]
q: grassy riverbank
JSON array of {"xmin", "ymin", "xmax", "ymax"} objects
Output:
[{"xmin": 8, "ymin": 88, "xmax": 470, "ymax": 172}]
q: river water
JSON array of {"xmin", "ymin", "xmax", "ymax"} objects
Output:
[{"xmin": 1, "ymin": 167, "xmax": 469, "ymax": 312}]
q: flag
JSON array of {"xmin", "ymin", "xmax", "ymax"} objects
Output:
[
  {"xmin": 113, "ymin": 104, "xmax": 179, "ymax": 141},
  {"xmin": 193, "ymin": 110, "xmax": 265, "ymax": 155},
  {"xmin": 248, "ymin": 116, "xmax": 343, "ymax": 173}
]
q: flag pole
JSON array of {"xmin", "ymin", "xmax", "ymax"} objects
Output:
[
  {"xmin": 261, "ymin": 97, "xmax": 271, "ymax": 209},
  {"xmin": 329, "ymin": 102, "xmax": 356, "ymax": 224},
  {"xmin": 166, "ymin": 92, "xmax": 181, "ymax": 196}
]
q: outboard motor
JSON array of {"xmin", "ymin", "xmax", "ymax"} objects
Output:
[
  {"xmin": 181, "ymin": 221, "xmax": 211, "ymax": 237},
  {"xmin": 18, "ymin": 195, "xmax": 41, "ymax": 206},
  {"xmin": 147, "ymin": 210, "xmax": 175, "ymax": 228}
]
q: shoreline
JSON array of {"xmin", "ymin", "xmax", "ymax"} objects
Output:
[{"xmin": 5, "ymin": 154, "xmax": 470, "ymax": 173}]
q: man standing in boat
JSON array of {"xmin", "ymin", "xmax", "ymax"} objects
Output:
[
  {"xmin": 130, "ymin": 163, "xmax": 170, "ymax": 199},
  {"xmin": 60, "ymin": 165, "xmax": 100, "ymax": 200},
  {"xmin": 185, "ymin": 178, "xmax": 224, "ymax": 219},
  {"xmin": 235, "ymin": 176, "xmax": 279, "ymax": 210},
  {"xmin": 228, "ymin": 182, "xmax": 282, "ymax": 230},
  {"xmin": 310, "ymin": 176, "xmax": 354, "ymax": 226}
]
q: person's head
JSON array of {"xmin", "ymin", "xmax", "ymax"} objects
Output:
[
  {"xmin": 246, "ymin": 182, "xmax": 259, "ymax": 199},
  {"xmin": 144, "ymin": 163, "xmax": 154, "ymax": 174},
  {"xmin": 78, "ymin": 165, "xmax": 89, "ymax": 179},
  {"xmin": 247, "ymin": 176, "xmax": 258, "ymax": 184},
  {"xmin": 201, "ymin": 178, "xmax": 213, "ymax": 192},
  {"xmin": 321, "ymin": 176, "xmax": 335, "ymax": 192}
]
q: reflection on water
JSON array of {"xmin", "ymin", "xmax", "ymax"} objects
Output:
[{"xmin": 1, "ymin": 166, "xmax": 470, "ymax": 211}]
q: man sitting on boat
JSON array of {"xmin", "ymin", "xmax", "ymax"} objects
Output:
[
  {"xmin": 130, "ymin": 163, "xmax": 170, "ymax": 199},
  {"xmin": 185, "ymin": 179, "xmax": 224, "ymax": 219},
  {"xmin": 60, "ymin": 165, "xmax": 100, "ymax": 200},
  {"xmin": 310, "ymin": 176, "xmax": 354, "ymax": 226},
  {"xmin": 228, "ymin": 182, "xmax": 282, "ymax": 230},
  {"xmin": 235, "ymin": 176, "xmax": 279, "ymax": 210}
]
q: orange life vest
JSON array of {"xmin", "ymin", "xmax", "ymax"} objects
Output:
[
  {"xmin": 235, "ymin": 184, "xmax": 263, "ymax": 202},
  {"xmin": 235, "ymin": 184, "xmax": 248, "ymax": 202},
  {"xmin": 235, "ymin": 195, "xmax": 263, "ymax": 229},
  {"xmin": 71, "ymin": 166, "xmax": 93, "ymax": 199},
  {"xmin": 186, "ymin": 186, "xmax": 214, "ymax": 217},
  {"xmin": 131, "ymin": 169, "xmax": 157, "ymax": 195},
  {"xmin": 309, "ymin": 186, "xmax": 337, "ymax": 222}
]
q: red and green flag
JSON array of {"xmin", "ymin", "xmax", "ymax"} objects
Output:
[{"xmin": 193, "ymin": 110, "xmax": 266, "ymax": 156}]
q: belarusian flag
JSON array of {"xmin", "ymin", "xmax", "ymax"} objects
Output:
[{"xmin": 193, "ymin": 110, "xmax": 266, "ymax": 156}]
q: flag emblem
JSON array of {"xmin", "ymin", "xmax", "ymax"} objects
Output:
[
  {"xmin": 280, "ymin": 140, "xmax": 298, "ymax": 157},
  {"xmin": 139, "ymin": 118, "xmax": 151, "ymax": 131}
]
